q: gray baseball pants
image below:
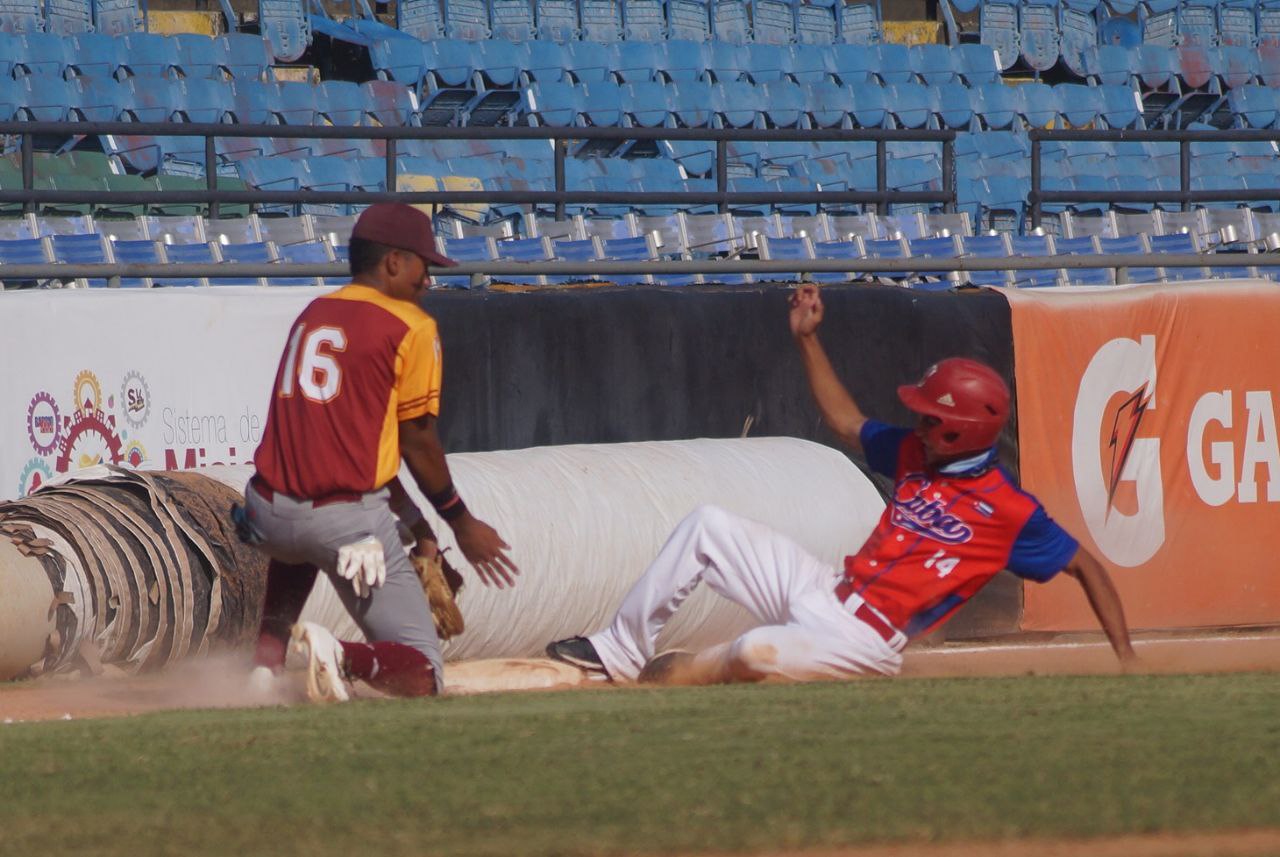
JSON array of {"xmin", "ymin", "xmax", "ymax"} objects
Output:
[{"xmin": 243, "ymin": 483, "xmax": 444, "ymax": 686}]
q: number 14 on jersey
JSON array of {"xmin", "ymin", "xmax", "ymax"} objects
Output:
[{"xmin": 924, "ymin": 549, "xmax": 960, "ymax": 578}]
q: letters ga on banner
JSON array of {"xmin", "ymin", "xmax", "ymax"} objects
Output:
[{"xmin": 1007, "ymin": 281, "xmax": 1280, "ymax": 630}]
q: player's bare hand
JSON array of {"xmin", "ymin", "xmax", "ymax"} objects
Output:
[
  {"xmin": 451, "ymin": 515, "xmax": 519, "ymax": 588},
  {"xmin": 789, "ymin": 284, "xmax": 824, "ymax": 339}
]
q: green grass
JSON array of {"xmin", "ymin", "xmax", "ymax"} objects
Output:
[{"xmin": 2, "ymin": 674, "xmax": 1279, "ymax": 856}]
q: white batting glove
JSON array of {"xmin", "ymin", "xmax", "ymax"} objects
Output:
[{"xmin": 336, "ymin": 535, "xmax": 386, "ymax": 598}]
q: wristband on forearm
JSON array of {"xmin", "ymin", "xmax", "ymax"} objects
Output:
[{"xmin": 428, "ymin": 483, "xmax": 468, "ymax": 522}]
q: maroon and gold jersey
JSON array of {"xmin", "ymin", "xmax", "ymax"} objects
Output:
[{"xmin": 254, "ymin": 285, "xmax": 442, "ymax": 499}]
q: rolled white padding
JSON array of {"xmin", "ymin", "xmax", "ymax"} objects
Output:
[
  {"xmin": 322, "ymin": 437, "xmax": 887, "ymax": 660},
  {"xmin": 0, "ymin": 539, "xmax": 56, "ymax": 679}
]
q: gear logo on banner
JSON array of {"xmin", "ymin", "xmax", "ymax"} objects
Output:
[
  {"xmin": 121, "ymin": 370, "xmax": 151, "ymax": 430},
  {"xmin": 1072, "ymin": 335, "xmax": 1166, "ymax": 568},
  {"xmin": 17, "ymin": 369, "xmax": 148, "ymax": 496}
]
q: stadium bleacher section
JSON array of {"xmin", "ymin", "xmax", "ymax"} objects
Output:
[{"xmin": 0, "ymin": 0, "xmax": 1278, "ymax": 288}]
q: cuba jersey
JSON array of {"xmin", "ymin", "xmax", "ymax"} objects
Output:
[
  {"xmin": 254, "ymin": 284, "xmax": 442, "ymax": 500},
  {"xmin": 843, "ymin": 421, "xmax": 1078, "ymax": 639}
]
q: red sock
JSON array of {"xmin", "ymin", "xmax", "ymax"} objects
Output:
[
  {"xmin": 253, "ymin": 561, "xmax": 319, "ymax": 670},
  {"xmin": 340, "ymin": 641, "xmax": 438, "ymax": 697}
]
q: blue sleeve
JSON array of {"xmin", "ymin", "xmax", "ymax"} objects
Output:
[
  {"xmin": 859, "ymin": 420, "xmax": 911, "ymax": 478},
  {"xmin": 1007, "ymin": 506, "xmax": 1079, "ymax": 582}
]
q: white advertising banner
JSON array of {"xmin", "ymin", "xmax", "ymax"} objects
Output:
[{"xmin": 1, "ymin": 287, "xmax": 332, "ymax": 501}]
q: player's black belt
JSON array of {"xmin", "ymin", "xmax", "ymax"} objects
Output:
[
  {"xmin": 835, "ymin": 579, "xmax": 900, "ymax": 644},
  {"xmin": 250, "ymin": 476, "xmax": 363, "ymax": 508}
]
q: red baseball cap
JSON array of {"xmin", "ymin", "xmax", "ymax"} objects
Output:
[{"xmin": 350, "ymin": 203, "xmax": 457, "ymax": 267}]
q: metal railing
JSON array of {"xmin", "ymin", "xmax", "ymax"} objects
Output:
[
  {"xmin": 6, "ymin": 254, "xmax": 1280, "ymax": 290},
  {"xmin": 0, "ymin": 121, "xmax": 958, "ymax": 220},
  {"xmin": 1028, "ymin": 128, "xmax": 1280, "ymax": 230}
]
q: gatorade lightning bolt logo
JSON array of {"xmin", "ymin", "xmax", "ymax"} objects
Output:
[{"xmin": 1105, "ymin": 383, "xmax": 1152, "ymax": 517}]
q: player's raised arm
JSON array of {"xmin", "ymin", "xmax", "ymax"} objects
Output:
[
  {"xmin": 1061, "ymin": 545, "xmax": 1137, "ymax": 668},
  {"xmin": 790, "ymin": 284, "xmax": 870, "ymax": 453},
  {"xmin": 399, "ymin": 413, "xmax": 519, "ymax": 589}
]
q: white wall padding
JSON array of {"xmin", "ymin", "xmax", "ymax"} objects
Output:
[{"xmin": 298, "ymin": 437, "xmax": 887, "ymax": 660}]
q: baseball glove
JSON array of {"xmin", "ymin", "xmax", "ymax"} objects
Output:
[{"xmin": 413, "ymin": 546, "xmax": 466, "ymax": 640}]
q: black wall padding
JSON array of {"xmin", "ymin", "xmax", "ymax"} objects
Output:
[{"xmin": 423, "ymin": 284, "xmax": 1022, "ymax": 639}]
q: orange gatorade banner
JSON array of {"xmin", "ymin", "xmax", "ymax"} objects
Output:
[{"xmin": 1007, "ymin": 281, "xmax": 1280, "ymax": 631}]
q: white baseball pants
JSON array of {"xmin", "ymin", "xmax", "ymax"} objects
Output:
[{"xmin": 589, "ymin": 505, "xmax": 906, "ymax": 683}]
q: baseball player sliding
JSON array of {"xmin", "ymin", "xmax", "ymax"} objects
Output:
[
  {"xmin": 238, "ymin": 203, "xmax": 518, "ymax": 702},
  {"xmin": 547, "ymin": 284, "xmax": 1136, "ymax": 685}
]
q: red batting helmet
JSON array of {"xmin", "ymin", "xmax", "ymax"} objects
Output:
[{"xmin": 897, "ymin": 358, "xmax": 1011, "ymax": 455}]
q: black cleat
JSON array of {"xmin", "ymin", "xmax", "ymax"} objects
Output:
[
  {"xmin": 637, "ymin": 650, "xmax": 696, "ymax": 685},
  {"xmin": 546, "ymin": 636, "xmax": 609, "ymax": 678}
]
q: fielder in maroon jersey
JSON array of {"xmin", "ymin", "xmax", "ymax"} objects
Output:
[
  {"xmin": 547, "ymin": 284, "xmax": 1135, "ymax": 684},
  {"xmin": 240, "ymin": 203, "xmax": 518, "ymax": 702}
]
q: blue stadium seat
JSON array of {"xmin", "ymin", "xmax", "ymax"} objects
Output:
[
  {"xmin": 979, "ymin": 0, "xmax": 1019, "ymax": 70},
  {"xmin": 810, "ymin": 237, "xmax": 862, "ymax": 282},
  {"xmin": 317, "ymin": 80, "xmax": 365, "ymax": 125},
  {"xmin": 17, "ymin": 33, "xmax": 70, "ymax": 77},
  {"xmin": 839, "ymin": 0, "xmax": 881, "ymax": 44},
  {"xmin": 909, "ymin": 44, "xmax": 956, "ymax": 85},
  {"xmin": 274, "ymin": 239, "xmax": 336, "ymax": 286},
  {"xmin": 1008, "ymin": 233, "xmax": 1057, "ymax": 286},
  {"xmin": 907, "ymin": 234, "xmax": 962, "ymax": 288},
  {"xmin": 788, "ymin": 46, "xmax": 832, "ymax": 84},
  {"xmin": 753, "ymin": 0, "xmax": 797, "ymax": 43},
  {"xmin": 712, "ymin": 0, "xmax": 752, "ymax": 43},
  {"xmin": 1059, "ymin": 0, "xmax": 1098, "ymax": 77},
  {"xmin": 600, "ymin": 235, "xmax": 658, "ymax": 285},
  {"xmin": 1098, "ymin": 84, "xmax": 1145, "ymax": 128},
  {"xmin": 742, "ymin": 43, "xmax": 793, "ymax": 83},
  {"xmin": 1019, "ymin": 0, "xmax": 1061, "ymax": 71},
  {"xmin": 362, "ymin": 80, "xmax": 419, "ymax": 126},
  {"xmin": 761, "ymin": 80, "xmax": 807, "ymax": 128},
  {"xmin": 974, "ymin": 82, "xmax": 1019, "ymax": 130},
  {"xmin": 580, "ymin": 80, "xmax": 626, "ymax": 127},
  {"xmin": 490, "ymin": 0, "xmax": 535, "ymax": 39},
  {"xmin": 218, "ymin": 33, "xmax": 271, "ymax": 81},
  {"xmin": 1055, "ymin": 234, "xmax": 1110, "ymax": 285},
  {"xmin": 1218, "ymin": 0, "xmax": 1256, "ymax": 47},
  {"xmin": 474, "ymin": 39, "xmax": 522, "ymax": 88},
  {"xmin": 172, "ymin": 34, "xmax": 220, "ymax": 79},
  {"xmin": 669, "ymin": 80, "xmax": 717, "ymax": 126},
  {"xmin": 19, "ymin": 76, "xmax": 77, "ymax": 122},
  {"xmin": 1056, "ymin": 82, "xmax": 1103, "ymax": 126},
  {"xmin": 1016, "ymin": 81, "xmax": 1059, "ymax": 128},
  {"xmin": 807, "ymin": 81, "xmax": 854, "ymax": 128},
  {"xmin": 704, "ymin": 41, "xmax": 747, "ymax": 82},
  {"xmin": 566, "ymin": 40, "xmax": 612, "ymax": 84},
  {"xmin": 580, "ymin": 0, "xmax": 622, "ymax": 40},
  {"xmin": 959, "ymin": 234, "xmax": 1012, "ymax": 287},
  {"xmin": 155, "ymin": 241, "xmax": 216, "ymax": 287},
  {"xmin": 795, "ymin": 0, "xmax": 836, "ymax": 44},
  {"xmin": 520, "ymin": 40, "xmax": 571, "ymax": 85},
  {"xmin": 51, "ymin": 233, "xmax": 111, "ymax": 287},
  {"xmin": 1098, "ymin": 234, "xmax": 1161, "ymax": 282},
  {"xmin": 1226, "ymin": 84, "xmax": 1278, "ymax": 128},
  {"xmin": 885, "ymin": 82, "xmax": 932, "ymax": 129},
  {"xmin": 437, "ymin": 235, "xmax": 496, "ymax": 287},
  {"xmin": 623, "ymin": 81, "xmax": 675, "ymax": 126},
  {"xmin": 174, "ymin": 77, "xmax": 233, "ymax": 124},
  {"xmin": 68, "ymin": 33, "xmax": 124, "ymax": 78},
  {"xmin": 372, "ymin": 37, "xmax": 427, "ymax": 89},
  {"xmin": 524, "ymin": 81, "xmax": 583, "ymax": 126},
  {"xmin": 397, "ymin": 0, "xmax": 444, "ymax": 39},
  {"xmin": 274, "ymin": 80, "xmax": 320, "ymax": 124},
  {"xmin": 667, "ymin": 0, "xmax": 711, "ymax": 40},
  {"xmin": 212, "ymin": 240, "xmax": 276, "ymax": 286},
  {"xmin": 870, "ymin": 42, "xmax": 912, "ymax": 84},
  {"xmin": 536, "ymin": 0, "xmax": 580, "ymax": 40},
  {"xmin": 1148, "ymin": 230, "xmax": 1209, "ymax": 280},
  {"xmin": 108, "ymin": 239, "xmax": 162, "ymax": 288},
  {"xmin": 933, "ymin": 81, "xmax": 976, "ymax": 130},
  {"xmin": 610, "ymin": 42, "xmax": 658, "ymax": 84},
  {"xmin": 120, "ymin": 33, "xmax": 180, "ymax": 78},
  {"xmin": 849, "ymin": 80, "xmax": 888, "ymax": 127},
  {"xmin": 757, "ymin": 234, "xmax": 814, "ymax": 282},
  {"xmin": 0, "ymin": 0, "xmax": 42, "ymax": 34},
  {"xmin": 1214, "ymin": 45, "xmax": 1260, "ymax": 89},
  {"xmin": 94, "ymin": 0, "xmax": 141, "ymax": 35},
  {"xmin": 955, "ymin": 43, "xmax": 1001, "ymax": 86},
  {"xmin": 260, "ymin": 0, "xmax": 311, "ymax": 63},
  {"xmin": 622, "ymin": 0, "xmax": 666, "ymax": 39},
  {"xmin": 493, "ymin": 236, "xmax": 551, "ymax": 285},
  {"xmin": 714, "ymin": 81, "xmax": 762, "ymax": 128},
  {"xmin": 827, "ymin": 43, "xmax": 872, "ymax": 85}
]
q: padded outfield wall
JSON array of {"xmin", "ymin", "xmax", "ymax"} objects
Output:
[{"xmin": 4, "ymin": 281, "xmax": 1275, "ymax": 639}]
